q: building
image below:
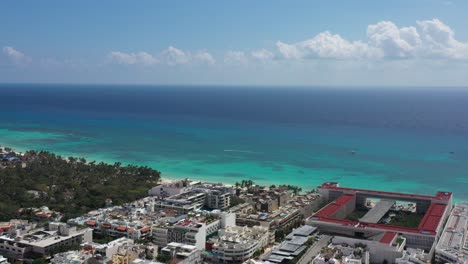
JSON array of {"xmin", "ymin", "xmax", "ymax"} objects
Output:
[
  {"xmin": 307, "ymin": 182, "xmax": 452, "ymax": 256},
  {"xmin": 435, "ymin": 203, "xmax": 468, "ymax": 264},
  {"xmin": 205, "ymin": 225, "xmax": 270, "ymax": 263},
  {"xmin": 151, "ymin": 212, "xmax": 236, "ymax": 250},
  {"xmin": 0, "ymin": 222, "xmax": 92, "ymax": 261},
  {"xmin": 148, "ymin": 179, "xmax": 191, "ymax": 198},
  {"xmin": 329, "ymin": 235, "xmax": 407, "ymax": 264},
  {"xmin": 264, "ymin": 225, "xmax": 317, "ymax": 263},
  {"xmin": 154, "ymin": 191, "xmax": 206, "ymax": 214},
  {"xmin": 0, "ymin": 255, "xmax": 8, "ymax": 264},
  {"xmin": 82, "ymin": 237, "xmax": 135, "ymax": 258},
  {"xmin": 50, "ymin": 250, "xmax": 93, "ymax": 264},
  {"xmin": 160, "ymin": 242, "xmax": 202, "ymax": 264},
  {"xmin": 205, "ymin": 190, "xmax": 231, "ymax": 210},
  {"xmin": 312, "ymin": 242, "xmax": 370, "ymax": 264},
  {"xmin": 395, "ymin": 248, "xmax": 430, "ymax": 264}
]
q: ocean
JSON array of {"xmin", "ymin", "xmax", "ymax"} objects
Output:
[{"xmin": 1, "ymin": 84, "xmax": 467, "ymax": 201}]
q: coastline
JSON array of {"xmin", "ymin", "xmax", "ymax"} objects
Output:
[{"xmin": 1, "ymin": 143, "xmax": 465, "ymax": 203}]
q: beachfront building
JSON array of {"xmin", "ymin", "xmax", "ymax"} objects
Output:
[
  {"xmin": 153, "ymin": 183, "xmax": 233, "ymax": 214},
  {"xmin": 307, "ymin": 182, "xmax": 452, "ymax": 259},
  {"xmin": 0, "ymin": 222, "xmax": 92, "ymax": 261},
  {"xmin": 148, "ymin": 179, "xmax": 191, "ymax": 198},
  {"xmin": 154, "ymin": 191, "xmax": 206, "ymax": 214},
  {"xmin": 204, "ymin": 225, "xmax": 270, "ymax": 263},
  {"xmin": 434, "ymin": 203, "xmax": 468, "ymax": 264},
  {"xmin": 160, "ymin": 242, "xmax": 202, "ymax": 264}
]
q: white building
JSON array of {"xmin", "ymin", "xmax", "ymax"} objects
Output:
[
  {"xmin": 152, "ymin": 212, "xmax": 235, "ymax": 250},
  {"xmin": 207, "ymin": 226, "xmax": 270, "ymax": 263},
  {"xmin": 160, "ymin": 242, "xmax": 202, "ymax": 264},
  {"xmin": 148, "ymin": 180, "xmax": 191, "ymax": 198},
  {"xmin": 83, "ymin": 237, "xmax": 134, "ymax": 258},
  {"xmin": 435, "ymin": 203, "xmax": 468, "ymax": 264},
  {"xmin": 50, "ymin": 250, "xmax": 93, "ymax": 264},
  {"xmin": 0, "ymin": 222, "xmax": 92, "ymax": 261}
]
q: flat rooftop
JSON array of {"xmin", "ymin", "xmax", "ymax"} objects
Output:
[
  {"xmin": 360, "ymin": 200, "xmax": 395, "ymax": 223},
  {"xmin": 436, "ymin": 203, "xmax": 468, "ymax": 261}
]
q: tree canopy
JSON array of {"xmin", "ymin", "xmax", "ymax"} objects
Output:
[{"xmin": 0, "ymin": 150, "xmax": 160, "ymax": 221}]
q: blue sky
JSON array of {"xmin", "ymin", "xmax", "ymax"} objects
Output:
[{"xmin": 1, "ymin": 0, "xmax": 468, "ymax": 86}]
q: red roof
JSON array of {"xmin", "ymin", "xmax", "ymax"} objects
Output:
[
  {"xmin": 86, "ymin": 221, "xmax": 97, "ymax": 226},
  {"xmin": 140, "ymin": 226, "xmax": 150, "ymax": 233},
  {"xmin": 314, "ymin": 194, "xmax": 355, "ymax": 218},
  {"xmin": 319, "ymin": 182, "xmax": 451, "ymax": 201},
  {"xmin": 117, "ymin": 226, "xmax": 127, "ymax": 231},
  {"xmin": 418, "ymin": 204, "xmax": 446, "ymax": 232},
  {"xmin": 379, "ymin": 232, "xmax": 396, "ymax": 244}
]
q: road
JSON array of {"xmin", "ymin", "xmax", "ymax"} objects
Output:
[{"xmin": 297, "ymin": 235, "xmax": 332, "ymax": 264}]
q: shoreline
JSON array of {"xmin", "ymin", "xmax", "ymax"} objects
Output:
[{"xmin": 1, "ymin": 143, "xmax": 465, "ymax": 202}]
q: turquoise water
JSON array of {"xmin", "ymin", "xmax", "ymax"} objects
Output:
[{"xmin": 1, "ymin": 84, "xmax": 467, "ymax": 201}]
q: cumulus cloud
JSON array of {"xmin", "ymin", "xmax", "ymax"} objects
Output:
[
  {"xmin": 3, "ymin": 46, "xmax": 32, "ymax": 65},
  {"xmin": 162, "ymin": 46, "xmax": 190, "ymax": 66},
  {"xmin": 367, "ymin": 21, "xmax": 421, "ymax": 58},
  {"xmin": 251, "ymin": 49, "xmax": 275, "ymax": 61},
  {"xmin": 276, "ymin": 19, "xmax": 468, "ymax": 61},
  {"xmin": 193, "ymin": 50, "xmax": 216, "ymax": 65},
  {"xmin": 417, "ymin": 19, "xmax": 468, "ymax": 59},
  {"xmin": 224, "ymin": 51, "xmax": 247, "ymax": 64},
  {"xmin": 277, "ymin": 32, "xmax": 380, "ymax": 60},
  {"xmin": 109, "ymin": 51, "xmax": 158, "ymax": 65}
]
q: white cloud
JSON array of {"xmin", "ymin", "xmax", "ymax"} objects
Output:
[
  {"xmin": 109, "ymin": 51, "xmax": 158, "ymax": 65},
  {"xmin": 193, "ymin": 50, "xmax": 216, "ymax": 65},
  {"xmin": 162, "ymin": 46, "xmax": 190, "ymax": 66},
  {"xmin": 224, "ymin": 51, "xmax": 247, "ymax": 64},
  {"xmin": 251, "ymin": 49, "xmax": 275, "ymax": 61},
  {"xmin": 3, "ymin": 46, "xmax": 32, "ymax": 65},
  {"xmin": 277, "ymin": 32, "xmax": 380, "ymax": 60},
  {"xmin": 367, "ymin": 21, "xmax": 421, "ymax": 58},
  {"xmin": 276, "ymin": 19, "xmax": 468, "ymax": 61},
  {"xmin": 417, "ymin": 19, "xmax": 468, "ymax": 59}
]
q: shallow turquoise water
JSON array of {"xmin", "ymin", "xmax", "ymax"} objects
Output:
[{"xmin": 1, "ymin": 84, "xmax": 467, "ymax": 201}]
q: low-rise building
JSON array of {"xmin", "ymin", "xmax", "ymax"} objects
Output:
[
  {"xmin": 0, "ymin": 222, "xmax": 92, "ymax": 261},
  {"xmin": 264, "ymin": 225, "xmax": 317, "ymax": 263},
  {"xmin": 50, "ymin": 250, "xmax": 94, "ymax": 264},
  {"xmin": 148, "ymin": 179, "xmax": 191, "ymax": 198},
  {"xmin": 160, "ymin": 242, "xmax": 202, "ymax": 264},
  {"xmin": 151, "ymin": 212, "xmax": 235, "ymax": 250},
  {"xmin": 205, "ymin": 225, "xmax": 270, "ymax": 263}
]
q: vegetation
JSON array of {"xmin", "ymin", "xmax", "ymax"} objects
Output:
[
  {"xmin": 0, "ymin": 150, "xmax": 160, "ymax": 221},
  {"xmin": 229, "ymin": 194, "xmax": 245, "ymax": 208},
  {"xmin": 93, "ymin": 234, "xmax": 116, "ymax": 244},
  {"xmin": 278, "ymin": 184, "xmax": 303, "ymax": 195},
  {"xmin": 235, "ymin": 179, "xmax": 255, "ymax": 188},
  {"xmin": 387, "ymin": 211, "xmax": 424, "ymax": 228}
]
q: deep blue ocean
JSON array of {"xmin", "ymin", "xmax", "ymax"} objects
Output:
[{"xmin": 1, "ymin": 84, "xmax": 467, "ymax": 201}]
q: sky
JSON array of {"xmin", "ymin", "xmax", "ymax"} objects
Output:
[{"xmin": 1, "ymin": 0, "xmax": 468, "ymax": 86}]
